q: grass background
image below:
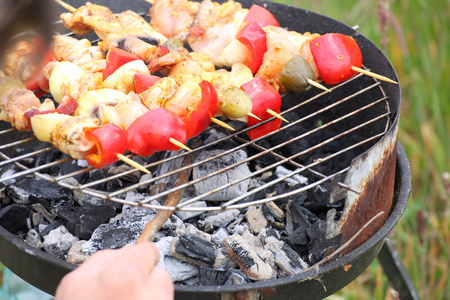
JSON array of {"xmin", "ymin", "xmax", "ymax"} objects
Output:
[
  {"xmin": 1, "ymin": 0, "xmax": 449, "ymax": 299},
  {"xmin": 270, "ymin": 0, "xmax": 449, "ymax": 299}
]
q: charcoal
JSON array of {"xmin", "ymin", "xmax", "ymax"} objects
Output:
[
  {"xmin": 261, "ymin": 228, "xmax": 281, "ymax": 240},
  {"xmin": 175, "ymin": 200, "xmax": 207, "ymax": 221},
  {"xmin": 164, "ymin": 256, "xmax": 199, "ymax": 282},
  {"xmin": 0, "ymin": 204, "xmax": 30, "ymax": 234},
  {"xmin": 178, "ymin": 224, "xmax": 211, "ymax": 242},
  {"xmin": 204, "ymin": 209, "xmax": 240, "ymax": 228},
  {"xmin": 283, "ymin": 227, "xmax": 309, "ymax": 255},
  {"xmin": 245, "ymin": 207, "xmax": 268, "ymax": 234},
  {"xmin": 5, "ymin": 178, "xmax": 72, "ymax": 205},
  {"xmin": 274, "ymin": 166, "xmax": 308, "ymax": 186},
  {"xmin": 224, "ymin": 270, "xmax": 250, "ymax": 286},
  {"xmin": 263, "ymin": 201, "xmax": 285, "ymax": 222},
  {"xmin": 66, "ymin": 240, "xmax": 90, "ymax": 265},
  {"xmin": 286, "ymin": 200, "xmax": 311, "ymax": 235},
  {"xmin": 223, "ymin": 234, "xmax": 275, "ymax": 281},
  {"xmin": 304, "ymin": 183, "xmax": 331, "ymax": 213},
  {"xmin": 25, "ymin": 229, "xmax": 42, "ymax": 249},
  {"xmin": 57, "ymin": 202, "xmax": 117, "ymax": 240},
  {"xmin": 264, "ymin": 236, "xmax": 306, "ymax": 276},
  {"xmin": 43, "ymin": 225, "xmax": 79, "ymax": 259},
  {"xmin": 193, "ymin": 150, "xmax": 251, "ymax": 201},
  {"xmin": 211, "ymin": 227, "xmax": 229, "ymax": 246},
  {"xmin": 171, "ymin": 234, "xmax": 225, "ymax": 268},
  {"xmin": 242, "ymin": 229, "xmax": 263, "ymax": 249},
  {"xmin": 55, "ymin": 160, "xmax": 88, "ymax": 183},
  {"xmin": 198, "ymin": 267, "xmax": 230, "ymax": 286},
  {"xmin": 306, "ymin": 220, "xmax": 340, "ymax": 264},
  {"xmin": 39, "ymin": 219, "xmax": 63, "ymax": 236},
  {"xmin": 31, "ymin": 203, "xmax": 56, "ymax": 223}
]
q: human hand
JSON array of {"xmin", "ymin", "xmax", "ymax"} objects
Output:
[{"xmin": 55, "ymin": 241, "xmax": 174, "ymax": 300}]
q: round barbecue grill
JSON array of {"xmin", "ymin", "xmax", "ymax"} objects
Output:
[{"xmin": 0, "ymin": 0, "xmax": 407, "ymax": 299}]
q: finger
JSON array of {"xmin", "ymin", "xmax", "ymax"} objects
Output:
[
  {"xmin": 142, "ymin": 266, "xmax": 174, "ymax": 300},
  {"xmin": 99, "ymin": 242, "xmax": 161, "ymax": 287}
]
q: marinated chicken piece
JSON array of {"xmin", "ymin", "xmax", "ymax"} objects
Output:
[
  {"xmin": 114, "ymin": 92, "xmax": 149, "ymax": 130},
  {"xmin": 94, "ymin": 104, "xmax": 124, "ymax": 128},
  {"xmin": 150, "ymin": 0, "xmax": 199, "ymax": 39},
  {"xmin": 2, "ymin": 41, "xmax": 39, "ymax": 82},
  {"xmin": 102, "ymin": 60, "xmax": 149, "ymax": 94},
  {"xmin": 165, "ymin": 81, "xmax": 202, "ymax": 116},
  {"xmin": 100, "ymin": 32, "xmax": 160, "ymax": 63},
  {"xmin": 75, "ymin": 89, "xmax": 127, "ymax": 118},
  {"xmin": 80, "ymin": 59, "xmax": 107, "ymax": 74},
  {"xmin": 117, "ymin": 10, "xmax": 154, "ymax": 33},
  {"xmin": 60, "ymin": 3, "xmax": 123, "ymax": 40},
  {"xmin": 49, "ymin": 116, "xmax": 98, "ymax": 159},
  {"xmin": 0, "ymin": 87, "xmax": 40, "ymax": 131},
  {"xmin": 52, "ymin": 35, "xmax": 105, "ymax": 66},
  {"xmin": 78, "ymin": 72, "xmax": 104, "ymax": 97},
  {"xmin": 139, "ymin": 77, "xmax": 179, "ymax": 110},
  {"xmin": 148, "ymin": 48, "xmax": 191, "ymax": 72},
  {"xmin": 256, "ymin": 26, "xmax": 320, "ymax": 92}
]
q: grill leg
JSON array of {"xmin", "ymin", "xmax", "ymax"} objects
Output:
[{"xmin": 377, "ymin": 239, "xmax": 421, "ymax": 300}]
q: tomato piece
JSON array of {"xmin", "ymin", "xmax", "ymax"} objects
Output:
[
  {"xmin": 103, "ymin": 48, "xmax": 141, "ymax": 80},
  {"xmin": 236, "ymin": 22, "xmax": 267, "ymax": 74},
  {"xmin": 309, "ymin": 33, "xmax": 363, "ymax": 85},
  {"xmin": 127, "ymin": 108, "xmax": 187, "ymax": 156},
  {"xmin": 56, "ymin": 95, "xmax": 78, "ymax": 115},
  {"xmin": 243, "ymin": 4, "xmax": 280, "ymax": 28},
  {"xmin": 241, "ymin": 76, "xmax": 282, "ymax": 140},
  {"xmin": 84, "ymin": 123, "xmax": 128, "ymax": 169},
  {"xmin": 134, "ymin": 73, "xmax": 162, "ymax": 94},
  {"xmin": 182, "ymin": 80, "xmax": 219, "ymax": 139}
]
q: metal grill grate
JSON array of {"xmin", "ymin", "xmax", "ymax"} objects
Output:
[{"xmin": 0, "ymin": 16, "xmax": 392, "ymax": 213}]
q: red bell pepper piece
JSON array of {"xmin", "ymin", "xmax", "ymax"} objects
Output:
[
  {"xmin": 102, "ymin": 48, "xmax": 141, "ymax": 80},
  {"xmin": 243, "ymin": 4, "xmax": 280, "ymax": 28},
  {"xmin": 236, "ymin": 22, "xmax": 267, "ymax": 74},
  {"xmin": 134, "ymin": 73, "xmax": 162, "ymax": 94},
  {"xmin": 23, "ymin": 38, "xmax": 57, "ymax": 97},
  {"xmin": 309, "ymin": 33, "xmax": 363, "ymax": 85},
  {"xmin": 148, "ymin": 45, "xmax": 170, "ymax": 73},
  {"xmin": 127, "ymin": 108, "xmax": 187, "ymax": 156},
  {"xmin": 182, "ymin": 80, "xmax": 219, "ymax": 139},
  {"xmin": 241, "ymin": 76, "xmax": 282, "ymax": 140},
  {"xmin": 83, "ymin": 123, "xmax": 128, "ymax": 169}
]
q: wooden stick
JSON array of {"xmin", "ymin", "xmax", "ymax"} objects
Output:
[
  {"xmin": 53, "ymin": 0, "xmax": 76, "ymax": 12},
  {"xmin": 351, "ymin": 66, "xmax": 398, "ymax": 84},
  {"xmin": 169, "ymin": 137, "xmax": 192, "ymax": 152},
  {"xmin": 247, "ymin": 112, "xmax": 261, "ymax": 121},
  {"xmin": 266, "ymin": 108, "xmax": 289, "ymax": 123},
  {"xmin": 116, "ymin": 153, "xmax": 151, "ymax": 174},
  {"xmin": 210, "ymin": 117, "xmax": 235, "ymax": 131},
  {"xmin": 144, "ymin": 0, "xmax": 155, "ymax": 4},
  {"xmin": 137, "ymin": 153, "xmax": 192, "ymax": 243},
  {"xmin": 307, "ymin": 79, "xmax": 331, "ymax": 92}
]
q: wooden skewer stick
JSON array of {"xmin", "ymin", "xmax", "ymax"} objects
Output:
[
  {"xmin": 351, "ymin": 66, "xmax": 398, "ymax": 84},
  {"xmin": 116, "ymin": 153, "xmax": 151, "ymax": 174},
  {"xmin": 266, "ymin": 109, "xmax": 289, "ymax": 123},
  {"xmin": 137, "ymin": 152, "xmax": 192, "ymax": 243},
  {"xmin": 169, "ymin": 137, "xmax": 192, "ymax": 152},
  {"xmin": 186, "ymin": 106, "xmax": 235, "ymax": 131},
  {"xmin": 144, "ymin": 0, "xmax": 155, "ymax": 5},
  {"xmin": 53, "ymin": 0, "xmax": 76, "ymax": 12},
  {"xmin": 307, "ymin": 79, "xmax": 331, "ymax": 92},
  {"xmin": 247, "ymin": 112, "xmax": 261, "ymax": 121}
]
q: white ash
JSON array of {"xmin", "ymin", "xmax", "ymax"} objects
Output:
[
  {"xmin": 264, "ymin": 201, "xmax": 285, "ymax": 222},
  {"xmin": 245, "ymin": 207, "xmax": 268, "ymax": 234},
  {"xmin": 203, "ymin": 209, "xmax": 240, "ymax": 228},
  {"xmin": 275, "ymin": 165, "xmax": 308, "ymax": 186},
  {"xmin": 177, "ymin": 224, "xmax": 211, "ymax": 242},
  {"xmin": 264, "ymin": 236, "xmax": 308, "ymax": 276},
  {"xmin": 211, "ymin": 227, "xmax": 229, "ymax": 246},
  {"xmin": 66, "ymin": 240, "xmax": 90, "ymax": 265},
  {"xmin": 193, "ymin": 149, "xmax": 251, "ymax": 201},
  {"xmin": 25, "ymin": 229, "xmax": 42, "ymax": 249},
  {"xmin": 175, "ymin": 200, "xmax": 207, "ymax": 221},
  {"xmin": 43, "ymin": 225, "xmax": 79, "ymax": 258},
  {"xmin": 164, "ymin": 256, "xmax": 199, "ymax": 282}
]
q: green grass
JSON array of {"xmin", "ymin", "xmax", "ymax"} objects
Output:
[{"xmin": 272, "ymin": 0, "xmax": 449, "ymax": 299}]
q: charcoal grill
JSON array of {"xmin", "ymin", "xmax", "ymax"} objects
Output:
[{"xmin": 0, "ymin": 0, "xmax": 408, "ymax": 299}]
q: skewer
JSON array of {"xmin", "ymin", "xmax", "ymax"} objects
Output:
[
  {"xmin": 53, "ymin": 0, "xmax": 76, "ymax": 12},
  {"xmin": 307, "ymin": 79, "xmax": 331, "ymax": 92},
  {"xmin": 169, "ymin": 137, "xmax": 192, "ymax": 151},
  {"xmin": 116, "ymin": 153, "xmax": 151, "ymax": 174},
  {"xmin": 186, "ymin": 107, "xmax": 235, "ymax": 131},
  {"xmin": 247, "ymin": 112, "xmax": 261, "ymax": 121},
  {"xmin": 351, "ymin": 66, "xmax": 398, "ymax": 84},
  {"xmin": 266, "ymin": 109, "xmax": 289, "ymax": 123}
]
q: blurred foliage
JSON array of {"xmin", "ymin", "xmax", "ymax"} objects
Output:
[{"xmin": 272, "ymin": 0, "xmax": 449, "ymax": 299}]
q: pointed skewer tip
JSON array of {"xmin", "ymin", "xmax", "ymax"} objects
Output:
[
  {"xmin": 116, "ymin": 153, "xmax": 151, "ymax": 174},
  {"xmin": 247, "ymin": 112, "xmax": 261, "ymax": 121},
  {"xmin": 307, "ymin": 79, "xmax": 331, "ymax": 92},
  {"xmin": 266, "ymin": 109, "xmax": 289, "ymax": 123},
  {"xmin": 169, "ymin": 138, "xmax": 192, "ymax": 152},
  {"xmin": 351, "ymin": 66, "xmax": 398, "ymax": 84},
  {"xmin": 210, "ymin": 117, "xmax": 235, "ymax": 131}
]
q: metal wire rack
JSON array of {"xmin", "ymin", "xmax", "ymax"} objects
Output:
[{"xmin": 0, "ymin": 15, "xmax": 392, "ymax": 212}]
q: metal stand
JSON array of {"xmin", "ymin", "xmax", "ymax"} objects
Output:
[{"xmin": 378, "ymin": 239, "xmax": 421, "ymax": 300}]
